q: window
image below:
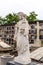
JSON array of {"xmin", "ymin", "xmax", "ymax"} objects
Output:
[
  {"xmin": 39, "ymin": 35, "xmax": 43, "ymax": 39},
  {"xmin": 31, "ymin": 30, "xmax": 35, "ymax": 34},
  {"xmin": 29, "ymin": 40, "xmax": 34, "ymax": 44},
  {"xmin": 31, "ymin": 25, "xmax": 35, "ymax": 29},
  {"xmin": 7, "ymin": 27, "xmax": 8, "ymax": 30},
  {"xmin": 12, "ymin": 27, "xmax": 14, "ymax": 29},
  {"xmin": 11, "ymin": 35, "xmax": 14, "ymax": 38},
  {"xmin": 40, "ymin": 29, "xmax": 43, "ymax": 34},
  {"xmin": 7, "ymin": 27, "xmax": 11, "ymax": 30},
  {"xmin": 0, "ymin": 35, "xmax": 2, "ymax": 37},
  {"xmin": 6, "ymin": 38, "xmax": 9, "ymax": 41},
  {"xmin": 4, "ymin": 35, "xmax": 6, "ymax": 37}
]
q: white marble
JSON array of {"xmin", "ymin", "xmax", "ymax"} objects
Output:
[{"xmin": 14, "ymin": 18, "xmax": 31, "ymax": 64}]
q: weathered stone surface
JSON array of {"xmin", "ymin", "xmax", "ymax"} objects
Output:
[
  {"xmin": 31, "ymin": 47, "xmax": 43, "ymax": 62},
  {"xmin": 0, "ymin": 55, "xmax": 14, "ymax": 65},
  {"xmin": 14, "ymin": 18, "xmax": 31, "ymax": 64}
]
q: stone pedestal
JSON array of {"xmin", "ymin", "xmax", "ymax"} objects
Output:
[
  {"xmin": 14, "ymin": 54, "xmax": 31, "ymax": 65},
  {"xmin": 1, "ymin": 55, "xmax": 14, "ymax": 65}
]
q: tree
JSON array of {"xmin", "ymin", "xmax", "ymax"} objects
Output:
[
  {"xmin": 0, "ymin": 17, "xmax": 6, "ymax": 25},
  {"xmin": 26, "ymin": 11, "xmax": 38, "ymax": 22},
  {"xmin": 5, "ymin": 13, "xmax": 20, "ymax": 24},
  {"xmin": 0, "ymin": 17, "xmax": 3, "ymax": 25}
]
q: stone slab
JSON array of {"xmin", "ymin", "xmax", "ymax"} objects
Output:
[
  {"xmin": 3, "ymin": 60, "xmax": 43, "ymax": 65},
  {"xmin": 31, "ymin": 47, "xmax": 43, "ymax": 62},
  {"xmin": 15, "ymin": 62, "xmax": 31, "ymax": 65}
]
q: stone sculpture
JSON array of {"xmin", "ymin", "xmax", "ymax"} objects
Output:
[{"xmin": 14, "ymin": 18, "xmax": 31, "ymax": 65}]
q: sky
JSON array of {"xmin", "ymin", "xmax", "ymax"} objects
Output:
[{"xmin": 0, "ymin": 0, "xmax": 43, "ymax": 19}]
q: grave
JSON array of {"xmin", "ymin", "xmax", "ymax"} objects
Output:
[{"xmin": 31, "ymin": 47, "xmax": 43, "ymax": 63}]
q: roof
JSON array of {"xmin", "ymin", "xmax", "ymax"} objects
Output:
[
  {"xmin": 0, "ymin": 22, "xmax": 16, "ymax": 26},
  {"xmin": 29, "ymin": 20, "xmax": 43, "ymax": 24}
]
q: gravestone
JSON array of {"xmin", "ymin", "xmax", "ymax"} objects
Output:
[{"xmin": 14, "ymin": 18, "xmax": 31, "ymax": 65}]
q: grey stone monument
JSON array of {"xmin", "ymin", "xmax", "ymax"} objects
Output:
[
  {"xmin": 14, "ymin": 18, "xmax": 31, "ymax": 65},
  {"xmin": 0, "ymin": 55, "xmax": 14, "ymax": 65}
]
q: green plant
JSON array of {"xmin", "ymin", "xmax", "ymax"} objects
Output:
[
  {"xmin": 26, "ymin": 11, "xmax": 38, "ymax": 22},
  {"xmin": 5, "ymin": 13, "xmax": 20, "ymax": 24}
]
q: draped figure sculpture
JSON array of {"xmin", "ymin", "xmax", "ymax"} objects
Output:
[{"xmin": 14, "ymin": 18, "xmax": 31, "ymax": 65}]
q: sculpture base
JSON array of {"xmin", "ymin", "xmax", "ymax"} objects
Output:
[
  {"xmin": 14, "ymin": 55, "xmax": 31, "ymax": 65},
  {"xmin": 15, "ymin": 62, "xmax": 31, "ymax": 65},
  {"xmin": 7, "ymin": 61, "xmax": 31, "ymax": 65},
  {"xmin": 7, "ymin": 61, "xmax": 37, "ymax": 65}
]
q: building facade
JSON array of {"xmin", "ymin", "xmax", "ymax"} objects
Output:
[
  {"xmin": 0, "ymin": 23, "xmax": 16, "ymax": 46},
  {"xmin": 29, "ymin": 21, "xmax": 43, "ymax": 47},
  {"xmin": 0, "ymin": 12, "xmax": 43, "ymax": 47},
  {"xmin": 0, "ymin": 21, "xmax": 43, "ymax": 47}
]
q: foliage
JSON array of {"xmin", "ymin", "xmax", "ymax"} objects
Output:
[
  {"xmin": 0, "ymin": 13, "xmax": 20, "ymax": 25},
  {"xmin": 0, "ymin": 11, "xmax": 38, "ymax": 25},
  {"xmin": 5, "ymin": 13, "xmax": 20, "ymax": 24},
  {"xmin": 0, "ymin": 17, "xmax": 6, "ymax": 25},
  {"xmin": 26, "ymin": 11, "xmax": 38, "ymax": 22}
]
